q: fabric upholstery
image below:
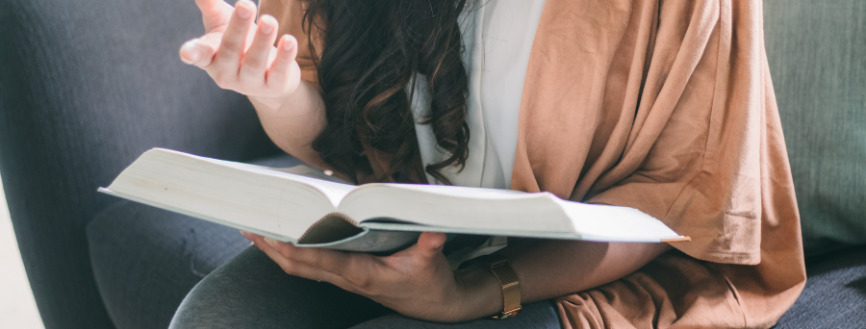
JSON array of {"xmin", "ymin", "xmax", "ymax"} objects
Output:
[
  {"xmin": 87, "ymin": 202, "xmax": 251, "ymax": 329},
  {"xmin": 87, "ymin": 155, "xmax": 298, "ymax": 329},
  {"xmin": 775, "ymin": 246, "xmax": 866, "ymax": 328},
  {"xmin": 0, "ymin": 0, "xmax": 277, "ymax": 328},
  {"xmin": 764, "ymin": 0, "xmax": 866, "ymax": 255}
]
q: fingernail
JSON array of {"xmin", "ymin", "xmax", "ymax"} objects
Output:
[
  {"xmin": 236, "ymin": 1, "xmax": 253, "ymax": 19},
  {"xmin": 281, "ymin": 35, "xmax": 294, "ymax": 51},
  {"xmin": 180, "ymin": 41, "xmax": 199, "ymax": 63},
  {"xmin": 240, "ymin": 231, "xmax": 251, "ymax": 239},
  {"xmin": 260, "ymin": 15, "xmax": 275, "ymax": 35},
  {"xmin": 263, "ymin": 237, "xmax": 279, "ymax": 247},
  {"xmin": 260, "ymin": 22, "xmax": 274, "ymax": 35}
]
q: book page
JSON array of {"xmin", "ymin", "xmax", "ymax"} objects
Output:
[
  {"xmin": 200, "ymin": 157, "xmax": 356, "ymax": 207},
  {"xmin": 339, "ymin": 184, "xmax": 575, "ymax": 234},
  {"xmin": 552, "ymin": 199, "xmax": 682, "ymax": 242},
  {"xmin": 358, "ymin": 183, "xmax": 527, "ymax": 199},
  {"xmin": 102, "ymin": 148, "xmax": 342, "ymax": 241},
  {"xmin": 340, "ymin": 183, "xmax": 684, "ymax": 242}
]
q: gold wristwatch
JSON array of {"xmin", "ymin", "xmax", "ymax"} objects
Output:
[{"xmin": 487, "ymin": 257, "xmax": 521, "ymax": 319}]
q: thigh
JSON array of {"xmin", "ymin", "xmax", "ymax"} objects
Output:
[
  {"xmin": 349, "ymin": 300, "xmax": 562, "ymax": 329},
  {"xmin": 170, "ymin": 246, "xmax": 391, "ymax": 329},
  {"xmin": 88, "ymin": 201, "xmax": 252, "ymax": 329}
]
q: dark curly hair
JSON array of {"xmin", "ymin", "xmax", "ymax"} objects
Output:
[{"xmin": 304, "ymin": 0, "xmax": 470, "ymax": 184}]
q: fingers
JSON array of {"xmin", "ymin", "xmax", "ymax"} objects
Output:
[
  {"xmin": 254, "ymin": 237, "xmax": 348, "ymax": 284},
  {"xmin": 409, "ymin": 232, "xmax": 447, "ymax": 261},
  {"xmin": 195, "ymin": 0, "xmax": 234, "ymax": 32},
  {"xmin": 241, "ymin": 231, "xmax": 453, "ymax": 305},
  {"xmin": 180, "ymin": 0, "xmax": 255, "ymax": 69},
  {"xmin": 179, "ymin": 36, "xmax": 218, "ymax": 67},
  {"xmin": 239, "ymin": 14, "xmax": 279, "ymax": 82},
  {"xmin": 244, "ymin": 232, "xmax": 390, "ymax": 296},
  {"xmin": 267, "ymin": 237, "xmax": 355, "ymax": 276},
  {"xmin": 182, "ymin": 0, "xmax": 302, "ymax": 98},
  {"xmin": 266, "ymin": 34, "xmax": 299, "ymax": 89},
  {"xmin": 211, "ymin": 0, "xmax": 257, "ymax": 74},
  {"xmin": 242, "ymin": 232, "xmax": 359, "ymax": 284}
]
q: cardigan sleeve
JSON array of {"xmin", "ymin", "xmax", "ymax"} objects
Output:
[
  {"xmin": 512, "ymin": 2, "xmax": 805, "ymax": 326},
  {"xmin": 511, "ymin": 0, "xmax": 801, "ymax": 266}
]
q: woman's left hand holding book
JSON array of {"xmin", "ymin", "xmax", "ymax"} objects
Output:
[{"xmin": 241, "ymin": 231, "xmax": 505, "ymax": 322}]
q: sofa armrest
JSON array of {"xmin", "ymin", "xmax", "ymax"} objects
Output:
[{"xmin": 0, "ymin": 0, "xmax": 278, "ymax": 328}]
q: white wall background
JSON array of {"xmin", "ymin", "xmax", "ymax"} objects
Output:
[{"xmin": 0, "ymin": 174, "xmax": 44, "ymax": 328}]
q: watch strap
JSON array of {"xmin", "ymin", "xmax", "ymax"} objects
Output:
[{"xmin": 487, "ymin": 257, "xmax": 521, "ymax": 319}]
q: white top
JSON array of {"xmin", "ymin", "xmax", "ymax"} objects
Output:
[{"xmin": 411, "ymin": 0, "xmax": 547, "ymax": 189}]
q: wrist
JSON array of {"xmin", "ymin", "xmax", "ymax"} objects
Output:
[
  {"xmin": 249, "ymin": 80, "xmax": 315, "ymax": 114},
  {"xmin": 249, "ymin": 92, "xmax": 294, "ymax": 113},
  {"xmin": 452, "ymin": 264, "xmax": 505, "ymax": 321}
]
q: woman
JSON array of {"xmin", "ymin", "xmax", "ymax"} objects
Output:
[{"xmin": 173, "ymin": 0, "xmax": 806, "ymax": 327}]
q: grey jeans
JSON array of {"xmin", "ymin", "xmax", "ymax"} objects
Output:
[{"xmin": 170, "ymin": 247, "xmax": 563, "ymax": 329}]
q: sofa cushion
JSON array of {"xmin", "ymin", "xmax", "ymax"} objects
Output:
[
  {"xmin": 764, "ymin": 1, "xmax": 866, "ymax": 254},
  {"xmin": 774, "ymin": 246, "xmax": 866, "ymax": 328},
  {"xmin": 87, "ymin": 201, "xmax": 251, "ymax": 329},
  {"xmin": 87, "ymin": 154, "xmax": 300, "ymax": 329}
]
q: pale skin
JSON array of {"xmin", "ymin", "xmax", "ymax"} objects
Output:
[{"xmin": 181, "ymin": 0, "xmax": 672, "ymax": 323}]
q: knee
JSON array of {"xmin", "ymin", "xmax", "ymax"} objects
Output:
[
  {"xmin": 87, "ymin": 202, "xmax": 250, "ymax": 329},
  {"xmin": 169, "ymin": 275, "xmax": 236, "ymax": 329},
  {"xmin": 169, "ymin": 247, "xmax": 265, "ymax": 329}
]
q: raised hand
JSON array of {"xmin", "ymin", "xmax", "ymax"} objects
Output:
[{"xmin": 180, "ymin": 0, "xmax": 302, "ymax": 102}]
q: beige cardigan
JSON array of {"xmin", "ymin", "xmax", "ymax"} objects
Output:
[{"xmin": 261, "ymin": 0, "xmax": 806, "ymax": 327}]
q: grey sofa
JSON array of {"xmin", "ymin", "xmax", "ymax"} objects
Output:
[
  {"xmin": 0, "ymin": 0, "xmax": 285, "ymax": 328},
  {"xmin": 0, "ymin": 0, "xmax": 863, "ymax": 328}
]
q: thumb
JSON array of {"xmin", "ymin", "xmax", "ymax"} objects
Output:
[
  {"xmin": 195, "ymin": 0, "xmax": 235, "ymax": 32},
  {"xmin": 411, "ymin": 232, "xmax": 447, "ymax": 261}
]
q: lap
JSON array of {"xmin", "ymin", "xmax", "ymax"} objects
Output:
[
  {"xmin": 170, "ymin": 246, "xmax": 391, "ymax": 328},
  {"xmin": 171, "ymin": 246, "xmax": 562, "ymax": 329},
  {"xmin": 350, "ymin": 301, "xmax": 562, "ymax": 329}
]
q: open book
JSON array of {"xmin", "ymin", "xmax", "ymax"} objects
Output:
[{"xmin": 99, "ymin": 148, "xmax": 688, "ymax": 252}]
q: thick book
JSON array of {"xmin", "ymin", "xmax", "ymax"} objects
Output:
[{"xmin": 99, "ymin": 148, "xmax": 688, "ymax": 252}]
